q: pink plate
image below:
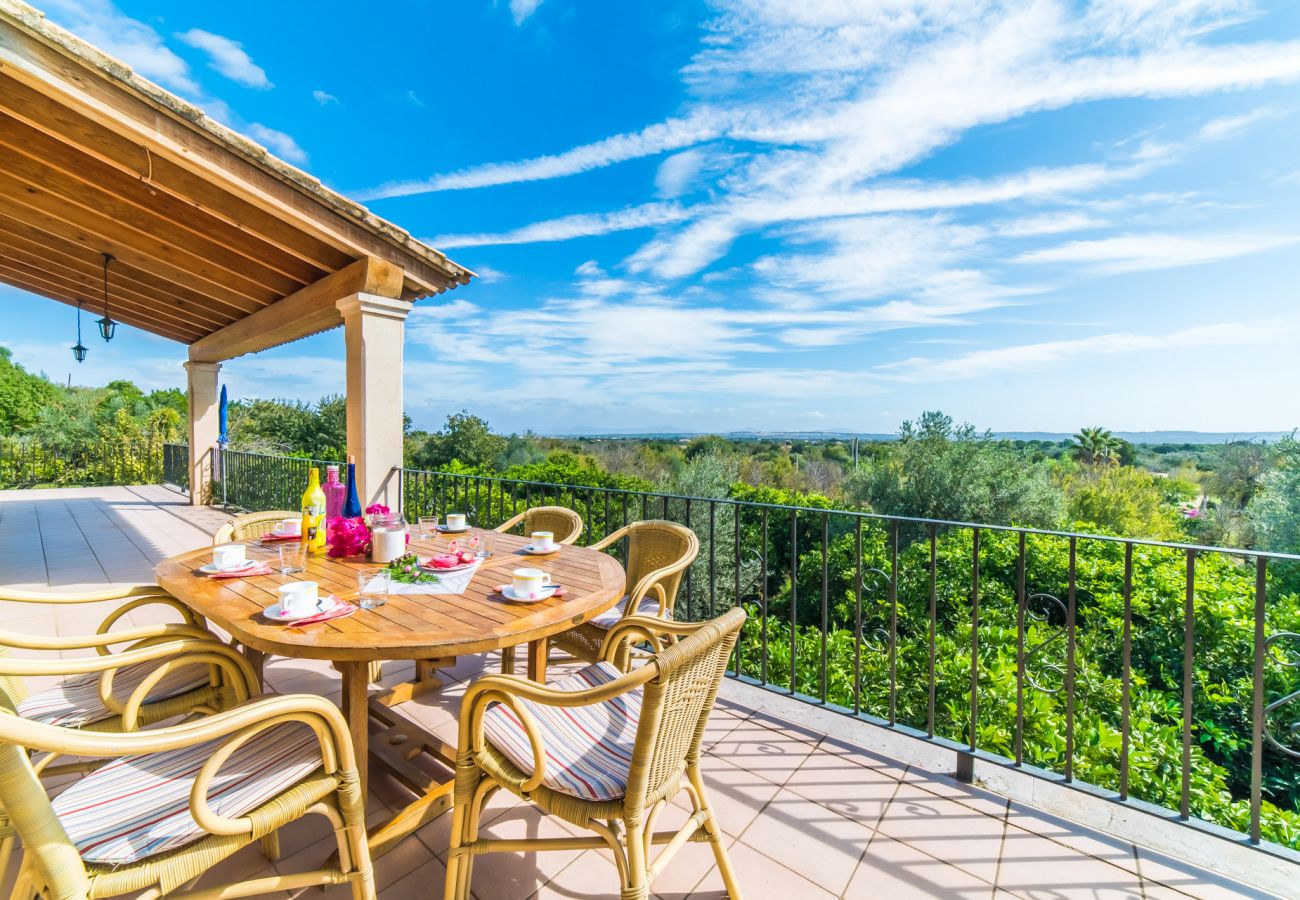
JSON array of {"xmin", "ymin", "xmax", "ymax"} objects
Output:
[{"xmin": 418, "ymin": 557, "xmax": 479, "ymax": 574}]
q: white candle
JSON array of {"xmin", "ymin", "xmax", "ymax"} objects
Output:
[{"xmin": 372, "ymin": 527, "xmax": 406, "ymax": 563}]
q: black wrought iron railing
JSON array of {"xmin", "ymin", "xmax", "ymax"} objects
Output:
[
  {"xmin": 1, "ymin": 438, "xmax": 164, "ymax": 488},
  {"xmin": 210, "ymin": 448, "xmax": 343, "ymax": 512},
  {"xmin": 396, "ymin": 466, "xmax": 1300, "ymax": 858},
  {"xmin": 162, "ymin": 442, "xmax": 188, "ymax": 491}
]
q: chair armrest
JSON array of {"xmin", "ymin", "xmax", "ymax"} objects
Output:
[
  {"xmin": 0, "ymin": 622, "xmax": 212, "ymax": 654},
  {"xmin": 588, "ymin": 525, "xmax": 631, "ymax": 553},
  {"xmin": 95, "ymin": 594, "xmax": 206, "ymax": 640},
  {"xmin": 0, "ymin": 584, "xmax": 170, "ymax": 605},
  {"xmin": 0, "ymin": 637, "xmax": 258, "ymax": 730},
  {"xmin": 599, "ymin": 615, "xmax": 713, "ymax": 668},
  {"xmin": 461, "ymin": 668, "xmax": 657, "ymax": 791},
  {"xmin": 494, "ymin": 511, "xmax": 527, "ymax": 534}
]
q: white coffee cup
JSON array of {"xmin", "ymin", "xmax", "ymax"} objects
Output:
[
  {"xmin": 212, "ymin": 543, "xmax": 246, "ymax": 571},
  {"xmin": 445, "ymin": 513, "xmax": 467, "ymax": 530},
  {"xmin": 278, "ymin": 581, "xmax": 321, "ymax": 617},
  {"xmin": 530, "ymin": 531, "xmax": 555, "ymax": 552},
  {"xmin": 512, "ymin": 567, "xmax": 552, "ymax": 598},
  {"xmin": 277, "ymin": 517, "xmax": 300, "ymax": 535}
]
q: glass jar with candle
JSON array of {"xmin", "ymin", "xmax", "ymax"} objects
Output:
[{"xmin": 370, "ymin": 512, "xmax": 407, "ymax": 564}]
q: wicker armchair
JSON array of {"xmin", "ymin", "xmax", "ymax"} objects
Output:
[
  {"xmin": 0, "ymin": 692, "xmax": 375, "ymax": 899},
  {"xmin": 495, "ymin": 506, "xmax": 584, "ymax": 674},
  {"xmin": 493, "ymin": 505, "xmax": 584, "ymax": 545},
  {"xmin": 445, "ymin": 608, "xmax": 746, "ymax": 900},
  {"xmin": 212, "ymin": 510, "xmax": 298, "ymax": 545},
  {"xmin": 0, "ymin": 585, "xmax": 260, "ymax": 886},
  {"xmin": 548, "ymin": 520, "xmax": 699, "ymax": 667}
]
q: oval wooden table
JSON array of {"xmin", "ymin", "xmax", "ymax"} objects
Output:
[{"xmin": 155, "ymin": 529, "xmax": 625, "ymax": 856}]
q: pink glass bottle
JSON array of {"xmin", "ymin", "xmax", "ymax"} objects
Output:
[{"xmin": 323, "ymin": 464, "xmax": 346, "ymax": 524}]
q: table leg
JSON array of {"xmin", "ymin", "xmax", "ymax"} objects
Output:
[
  {"xmin": 242, "ymin": 646, "xmax": 266, "ymax": 690},
  {"xmin": 337, "ymin": 660, "xmax": 370, "ymax": 800},
  {"xmin": 526, "ymin": 636, "xmax": 549, "ymax": 683}
]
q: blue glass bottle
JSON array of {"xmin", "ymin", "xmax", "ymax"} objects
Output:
[{"xmin": 342, "ymin": 459, "xmax": 362, "ymax": 518}]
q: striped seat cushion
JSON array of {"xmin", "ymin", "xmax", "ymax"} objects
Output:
[
  {"xmin": 52, "ymin": 722, "xmax": 322, "ymax": 864},
  {"xmin": 589, "ymin": 595, "xmax": 662, "ymax": 630},
  {"xmin": 483, "ymin": 662, "xmax": 641, "ymax": 801},
  {"xmin": 17, "ymin": 660, "xmax": 209, "ymax": 727}
]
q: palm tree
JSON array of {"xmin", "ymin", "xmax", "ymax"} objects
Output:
[{"xmin": 1071, "ymin": 427, "xmax": 1120, "ymax": 466}]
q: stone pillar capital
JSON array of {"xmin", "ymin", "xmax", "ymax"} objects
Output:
[
  {"xmin": 183, "ymin": 360, "xmax": 222, "ymax": 375},
  {"xmin": 336, "ymin": 292, "xmax": 411, "ymax": 323}
]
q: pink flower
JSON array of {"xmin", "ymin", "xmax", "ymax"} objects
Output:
[
  {"xmin": 327, "ymin": 516, "xmax": 372, "ymax": 557},
  {"xmin": 366, "ymin": 503, "xmax": 391, "ymax": 516}
]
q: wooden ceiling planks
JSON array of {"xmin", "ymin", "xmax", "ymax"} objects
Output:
[{"xmin": 0, "ymin": 1, "xmax": 473, "ymax": 348}]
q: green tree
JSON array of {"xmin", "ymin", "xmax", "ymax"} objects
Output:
[
  {"xmin": 1071, "ymin": 426, "xmax": 1121, "ymax": 466},
  {"xmin": 1248, "ymin": 434, "xmax": 1300, "ymax": 592},
  {"xmin": 0, "ymin": 347, "xmax": 61, "ymax": 434},
  {"xmin": 1063, "ymin": 465, "xmax": 1182, "ymax": 540},
  {"xmin": 412, "ymin": 411, "xmax": 507, "ymax": 471},
  {"xmin": 846, "ymin": 411, "xmax": 1064, "ymax": 527}
]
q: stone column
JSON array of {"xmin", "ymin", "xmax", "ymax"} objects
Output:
[
  {"xmin": 183, "ymin": 360, "xmax": 221, "ymax": 506},
  {"xmin": 337, "ymin": 293, "xmax": 410, "ymax": 508}
]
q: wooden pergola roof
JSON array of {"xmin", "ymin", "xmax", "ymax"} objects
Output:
[{"xmin": 0, "ymin": 0, "xmax": 472, "ymax": 361}]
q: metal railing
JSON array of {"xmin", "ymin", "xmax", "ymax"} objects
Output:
[
  {"xmin": 162, "ymin": 442, "xmax": 188, "ymax": 491},
  {"xmin": 215, "ymin": 448, "xmax": 343, "ymax": 512},
  {"xmin": 1, "ymin": 438, "xmax": 163, "ymax": 488},
  {"xmin": 398, "ymin": 466, "xmax": 1300, "ymax": 858}
]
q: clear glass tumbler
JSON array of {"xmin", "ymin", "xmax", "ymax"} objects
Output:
[
  {"xmin": 278, "ymin": 541, "xmax": 308, "ymax": 575},
  {"xmin": 357, "ymin": 569, "xmax": 390, "ymax": 609},
  {"xmin": 474, "ymin": 528, "xmax": 497, "ymax": 558},
  {"xmin": 418, "ymin": 516, "xmax": 440, "ymax": 539}
]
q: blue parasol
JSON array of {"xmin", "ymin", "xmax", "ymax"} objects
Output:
[{"xmin": 218, "ymin": 384, "xmax": 229, "ymax": 445}]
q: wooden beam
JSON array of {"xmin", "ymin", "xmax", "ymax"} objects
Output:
[
  {"xmin": 188, "ymin": 257, "xmax": 405, "ymax": 362},
  {"xmin": 0, "ymin": 28, "xmax": 468, "ymax": 297},
  {"xmin": 0, "ymin": 172, "xmax": 270, "ymax": 316},
  {"xmin": 0, "ymin": 264, "xmax": 197, "ymax": 343},
  {"xmin": 0, "ymin": 237, "xmax": 224, "ymax": 335},
  {"xmin": 0, "ymin": 211, "xmax": 239, "ymax": 332},
  {"xmin": 0, "ymin": 75, "xmax": 353, "ymax": 274},
  {"xmin": 0, "ymin": 111, "xmax": 327, "ymax": 287}
]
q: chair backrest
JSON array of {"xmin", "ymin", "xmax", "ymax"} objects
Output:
[
  {"xmin": 624, "ymin": 520, "xmax": 699, "ymax": 614},
  {"xmin": 623, "ymin": 607, "xmax": 745, "ymax": 813},
  {"xmin": 212, "ymin": 510, "xmax": 297, "ymax": 545},
  {"xmin": 523, "ymin": 506, "xmax": 584, "ymax": 545}
]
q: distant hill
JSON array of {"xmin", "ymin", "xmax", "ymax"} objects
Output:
[{"xmin": 545, "ymin": 429, "xmax": 1291, "ymax": 445}]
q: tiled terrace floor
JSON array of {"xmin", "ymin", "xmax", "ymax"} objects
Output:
[{"xmin": 0, "ymin": 486, "xmax": 1286, "ymax": 899}]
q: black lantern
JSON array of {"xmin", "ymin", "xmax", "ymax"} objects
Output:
[
  {"xmin": 96, "ymin": 252, "xmax": 116, "ymax": 341},
  {"xmin": 71, "ymin": 302, "xmax": 88, "ymax": 363}
]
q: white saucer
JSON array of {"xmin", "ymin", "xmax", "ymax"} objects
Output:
[
  {"xmin": 522, "ymin": 544, "xmax": 559, "ymax": 555},
  {"xmin": 437, "ymin": 525, "xmax": 470, "ymax": 534},
  {"xmin": 500, "ymin": 584, "xmax": 558, "ymax": 603},
  {"xmin": 264, "ymin": 600, "xmax": 340, "ymax": 623},
  {"xmin": 199, "ymin": 560, "xmax": 258, "ymax": 575}
]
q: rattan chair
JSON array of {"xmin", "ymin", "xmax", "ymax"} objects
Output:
[
  {"xmin": 0, "ymin": 585, "xmax": 260, "ymax": 885},
  {"xmin": 495, "ymin": 506, "xmax": 584, "ymax": 673},
  {"xmin": 0, "ymin": 691, "xmax": 375, "ymax": 899},
  {"xmin": 493, "ymin": 505, "xmax": 584, "ymax": 545},
  {"xmin": 213, "ymin": 510, "xmax": 298, "ymax": 545},
  {"xmin": 445, "ymin": 607, "xmax": 746, "ymax": 900},
  {"xmin": 548, "ymin": 520, "xmax": 699, "ymax": 667}
]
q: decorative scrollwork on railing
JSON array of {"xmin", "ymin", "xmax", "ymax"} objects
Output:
[
  {"xmin": 1024, "ymin": 592, "xmax": 1068, "ymax": 695},
  {"xmin": 1264, "ymin": 632, "xmax": 1300, "ymax": 759},
  {"xmin": 857, "ymin": 567, "xmax": 893, "ymax": 655}
]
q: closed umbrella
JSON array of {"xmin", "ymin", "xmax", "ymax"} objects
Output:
[{"xmin": 217, "ymin": 385, "xmax": 228, "ymax": 507}]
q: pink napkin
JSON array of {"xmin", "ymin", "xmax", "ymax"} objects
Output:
[
  {"xmin": 208, "ymin": 562, "xmax": 273, "ymax": 579},
  {"xmin": 261, "ymin": 532, "xmax": 300, "ymax": 543},
  {"xmin": 286, "ymin": 598, "xmax": 357, "ymax": 627},
  {"xmin": 494, "ymin": 583, "xmax": 567, "ymax": 599}
]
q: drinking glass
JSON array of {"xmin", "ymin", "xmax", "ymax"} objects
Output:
[
  {"xmin": 418, "ymin": 516, "xmax": 440, "ymax": 539},
  {"xmin": 357, "ymin": 570, "xmax": 390, "ymax": 609},
  {"xmin": 278, "ymin": 541, "xmax": 307, "ymax": 575},
  {"xmin": 474, "ymin": 528, "xmax": 497, "ymax": 559}
]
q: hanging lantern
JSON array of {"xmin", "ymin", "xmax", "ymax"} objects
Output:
[
  {"xmin": 96, "ymin": 252, "xmax": 116, "ymax": 342},
  {"xmin": 71, "ymin": 302, "xmax": 88, "ymax": 363}
]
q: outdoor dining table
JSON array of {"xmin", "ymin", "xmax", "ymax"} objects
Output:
[{"xmin": 154, "ymin": 529, "xmax": 626, "ymax": 856}]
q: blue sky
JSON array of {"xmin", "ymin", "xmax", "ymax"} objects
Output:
[{"xmin": 3, "ymin": 0, "xmax": 1300, "ymax": 435}]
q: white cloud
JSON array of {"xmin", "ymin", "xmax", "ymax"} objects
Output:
[
  {"xmin": 996, "ymin": 212, "xmax": 1109, "ymax": 237},
  {"xmin": 176, "ymin": 28, "xmax": 271, "ymax": 89},
  {"xmin": 1196, "ymin": 107, "xmax": 1279, "ymax": 141},
  {"xmin": 655, "ymin": 148, "xmax": 708, "ymax": 198},
  {"xmin": 881, "ymin": 321, "xmax": 1288, "ymax": 383},
  {"xmin": 429, "ymin": 203, "xmax": 691, "ymax": 248},
  {"xmin": 510, "ymin": 0, "xmax": 544, "ymax": 25},
  {"xmin": 245, "ymin": 123, "xmax": 309, "ymax": 164},
  {"xmin": 1016, "ymin": 231, "xmax": 1300, "ymax": 274},
  {"xmin": 312, "ymin": 89, "xmax": 338, "ymax": 105}
]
